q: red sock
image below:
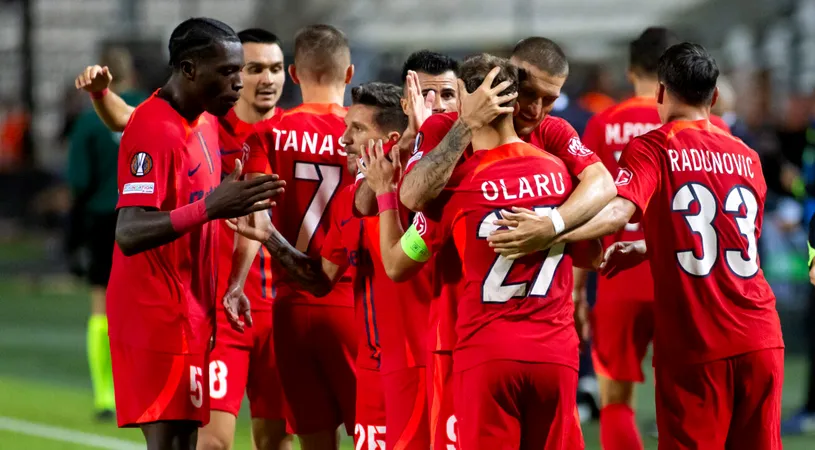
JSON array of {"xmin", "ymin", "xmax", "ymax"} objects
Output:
[{"xmin": 600, "ymin": 404, "xmax": 643, "ymax": 450}]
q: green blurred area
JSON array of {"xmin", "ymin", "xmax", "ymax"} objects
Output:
[{"xmin": 0, "ymin": 259, "xmax": 814, "ymax": 448}]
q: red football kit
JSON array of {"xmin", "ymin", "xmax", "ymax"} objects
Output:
[
  {"xmin": 210, "ymin": 107, "xmax": 286, "ymax": 420},
  {"xmin": 244, "ymin": 103, "xmax": 357, "ymax": 435},
  {"xmin": 615, "ymin": 119, "xmax": 784, "ymax": 449},
  {"xmin": 583, "ymin": 98, "xmax": 733, "ymax": 383},
  {"xmin": 406, "ymin": 111, "xmax": 600, "ymax": 450},
  {"xmin": 323, "ymin": 183, "xmax": 432, "ymax": 449},
  {"xmin": 107, "ymin": 93, "xmax": 221, "ymax": 427},
  {"xmin": 413, "ymin": 142, "xmax": 585, "ymax": 450}
]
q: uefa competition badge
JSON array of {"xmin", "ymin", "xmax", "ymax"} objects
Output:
[{"xmin": 130, "ymin": 152, "xmax": 153, "ymax": 177}]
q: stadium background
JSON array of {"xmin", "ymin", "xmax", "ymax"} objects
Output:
[{"xmin": 0, "ymin": 0, "xmax": 814, "ymax": 448}]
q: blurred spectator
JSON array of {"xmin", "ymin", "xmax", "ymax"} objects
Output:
[
  {"xmin": 65, "ymin": 46, "xmax": 146, "ymax": 420},
  {"xmin": 0, "ymin": 98, "xmax": 30, "ymax": 173},
  {"xmin": 578, "ymin": 65, "xmax": 616, "ymax": 114},
  {"xmin": 712, "ymin": 75, "xmax": 754, "ymax": 146},
  {"xmin": 550, "ymin": 92, "xmax": 593, "ymax": 136}
]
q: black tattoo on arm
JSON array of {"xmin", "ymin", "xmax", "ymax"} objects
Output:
[
  {"xmin": 400, "ymin": 119, "xmax": 472, "ymax": 211},
  {"xmin": 262, "ymin": 229, "xmax": 333, "ymax": 297}
]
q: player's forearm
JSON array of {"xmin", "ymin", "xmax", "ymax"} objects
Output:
[
  {"xmin": 92, "ymin": 91, "xmax": 135, "ymax": 132},
  {"xmin": 572, "ymin": 267, "xmax": 589, "ymax": 304},
  {"xmin": 230, "ymin": 233, "xmax": 260, "ymax": 288},
  {"xmin": 557, "ymin": 162, "xmax": 616, "ymax": 231},
  {"xmin": 399, "ymin": 119, "xmax": 472, "ymax": 211},
  {"xmin": 557, "ymin": 197, "xmax": 633, "ymax": 244},
  {"xmin": 353, "ymin": 181, "xmax": 378, "ymax": 217},
  {"xmin": 378, "ymin": 208, "xmax": 412, "ymax": 282},
  {"xmin": 262, "ymin": 229, "xmax": 333, "ymax": 297},
  {"xmin": 115, "ymin": 207, "xmax": 183, "ymax": 256}
]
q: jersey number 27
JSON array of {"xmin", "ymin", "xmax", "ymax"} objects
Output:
[{"xmin": 478, "ymin": 207, "xmax": 566, "ymax": 303}]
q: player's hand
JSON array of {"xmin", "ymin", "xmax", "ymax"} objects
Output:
[
  {"xmin": 75, "ymin": 65, "xmax": 113, "ymax": 93},
  {"xmin": 598, "ymin": 240, "xmax": 648, "ymax": 278},
  {"xmin": 487, "ymin": 207, "xmax": 556, "ymax": 260},
  {"xmin": 206, "ymin": 159, "xmax": 286, "ymax": 219},
  {"xmin": 404, "ymin": 70, "xmax": 434, "ymax": 134},
  {"xmin": 573, "ymin": 292, "xmax": 591, "ymax": 353},
  {"xmin": 222, "ymin": 283, "xmax": 253, "ymax": 332},
  {"xmin": 226, "ymin": 210, "xmax": 275, "ymax": 243},
  {"xmin": 359, "ymin": 139, "xmax": 401, "ymax": 195},
  {"xmin": 457, "ymin": 66, "xmax": 517, "ymax": 131}
]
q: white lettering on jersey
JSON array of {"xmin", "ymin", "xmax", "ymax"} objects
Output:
[
  {"xmin": 481, "ymin": 173, "xmax": 566, "ymax": 201},
  {"xmin": 605, "ymin": 122, "xmax": 661, "ymax": 145},
  {"xmin": 667, "ymin": 148, "xmax": 755, "ymax": 179},
  {"xmin": 272, "ymin": 128, "xmax": 347, "ymax": 156}
]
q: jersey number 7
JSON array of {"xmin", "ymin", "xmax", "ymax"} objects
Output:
[
  {"xmin": 293, "ymin": 162, "xmax": 343, "ymax": 252},
  {"xmin": 477, "ymin": 207, "xmax": 566, "ymax": 303}
]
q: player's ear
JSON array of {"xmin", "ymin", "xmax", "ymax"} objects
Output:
[
  {"xmin": 513, "ymin": 100, "xmax": 521, "ymax": 116},
  {"xmin": 710, "ymin": 87, "xmax": 719, "ymax": 109},
  {"xmin": 387, "ymin": 131, "xmax": 400, "ymax": 144},
  {"xmin": 288, "ymin": 65, "xmax": 300, "ymax": 85},
  {"xmin": 345, "ymin": 65, "xmax": 355, "ymax": 85},
  {"xmin": 180, "ymin": 60, "xmax": 195, "ymax": 80},
  {"xmin": 400, "ymin": 97, "xmax": 408, "ymax": 114},
  {"xmin": 656, "ymin": 83, "xmax": 665, "ymax": 104},
  {"xmin": 625, "ymin": 68, "xmax": 636, "ymax": 86}
]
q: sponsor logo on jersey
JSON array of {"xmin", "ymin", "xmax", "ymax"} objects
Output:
[
  {"xmin": 130, "ymin": 152, "xmax": 153, "ymax": 177},
  {"xmin": 567, "ymin": 137, "xmax": 593, "ymax": 157},
  {"xmin": 615, "ymin": 168, "xmax": 633, "ymax": 186},
  {"xmin": 122, "ymin": 182, "xmax": 155, "ymax": 194},
  {"xmin": 414, "ymin": 212, "xmax": 428, "ymax": 236}
]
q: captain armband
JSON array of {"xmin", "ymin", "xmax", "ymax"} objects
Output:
[{"xmin": 400, "ymin": 225, "xmax": 431, "ymax": 262}]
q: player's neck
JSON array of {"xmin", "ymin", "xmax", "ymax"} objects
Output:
[
  {"xmin": 234, "ymin": 97, "xmax": 275, "ymax": 124},
  {"xmin": 632, "ymin": 78, "xmax": 659, "ymax": 99},
  {"xmin": 159, "ymin": 78, "xmax": 204, "ymax": 122},
  {"xmin": 471, "ymin": 117, "xmax": 521, "ymax": 151},
  {"xmin": 299, "ymin": 84, "xmax": 345, "ymax": 106},
  {"xmin": 664, "ymin": 104, "xmax": 711, "ymax": 123}
]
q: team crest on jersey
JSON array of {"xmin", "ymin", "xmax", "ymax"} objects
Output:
[
  {"xmin": 567, "ymin": 137, "xmax": 593, "ymax": 157},
  {"xmin": 615, "ymin": 168, "xmax": 633, "ymax": 186},
  {"xmin": 413, "ymin": 132, "xmax": 423, "ymax": 155},
  {"xmin": 130, "ymin": 152, "xmax": 153, "ymax": 177},
  {"xmin": 414, "ymin": 212, "xmax": 428, "ymax": 236}
]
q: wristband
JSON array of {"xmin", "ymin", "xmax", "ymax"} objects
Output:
[
  {"xmin": 169, "ymin": 199, "xmax": 209, "ymax": 234},
  {"xmin": 90, "ymin": 88, "xmax": 109, "ymax": 100},
  {"xmin": 551, "ymin": 208, "xmax": 566, "ymax": 235},
  {"xmin": 377, "ymin": 192, "xmax": 398, "ymax": 213}
]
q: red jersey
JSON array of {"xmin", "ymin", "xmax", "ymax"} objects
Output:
[
  {"xmin": 215, "ymin": 108, "xmax": 283, "ymax": 309},
  {"xmin": 416, "ymin": 142, "xmax": 580, "ymax": 372},
  {"xmin": 614, "ymin": 119, "xmax": 784, "ymax": 366},
  {"xmin": 323, "ymin": 185, "xmax": 431, "ymax": 373},
  {"xmin": 405, "ymin": 112, "xmax": 601, "ymax": 354},
  {"xmin": 245, "ymin": 103, "xmax": 355, "ymax": 306},
  {"xmin": 108, "ymin": 93, "xmax": 221, "ymax": 354}
]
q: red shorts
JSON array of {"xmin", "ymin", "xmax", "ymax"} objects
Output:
[
  {"xmin": 428, "ymin": 353, "xmax": 457, "ymax": 450},
  {"xmin": 355, "ymin": 368, "xmax": 387, "ymax": 449},
  {"xmin": 273, "ymin": 302, "xmax": 357, "ymax": 435},
  {"xmin": 110, "ymin": 341, "xmax": 209, "ymax": 428},
  {"xmin": 383, "ymin": 367, "xmax": 430, "ymax": 450},
  {"xmin": 591, "ymin": 297, "xmax": 654, "ymax": 383},
  {"xmin": 655, "ymin": 348, "xmax": 784, "ymax": 450},
  {"xmin": 454, "ymin": 360, "xmax": 584, "ymax": 450},
  {"xmin": 209, "ymin": 309, "xmax": 286, "ymax": 420}
]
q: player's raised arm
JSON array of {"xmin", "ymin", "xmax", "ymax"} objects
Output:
[
  {"xmin": 399, "ymin": 67, "xmax": 517, "ymax": 212},
  {"xmin": 116, "ymin": 160, "xmax": 285, "ymax": 256},
  {"xmin": 75, "ymin": 65, "xmax": 135, "ymax": 132},
  {"xmin": 227, "ymin": 212, "xmax": 345, "ymax": 298},
  {"xmin": 361, "ymin": 141, "xmax": 431, "ymax": 281}
]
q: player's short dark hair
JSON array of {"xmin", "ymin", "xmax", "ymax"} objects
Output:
[
  {"xmin": 168, "ymin": 17, "xmax": 240, "ymax": 69},
  {"xmin": 511, "ymin": 37, "xmax": 568, "ymax": 77},
  {"xmin": 294, "ymin": 24, "xmax": 351, "ymax": 83},
  {"xmin": 351, "ymin": 82, "xmax": 408, "ymax": 133},
  {"xmin": 630, "ymin": 27, "xmax": 680, "ymax": 75},
  {"xmin": 400, "ymin": 50, "xmax": 459, "ymax": 81},
  {"xmin": 459, "ymin": 54, "xmax": 520, "ymax": 109},
  {"xmin": 658, "ymin": 42, "xmax": 719, "ymax": 106},
  {"xmin": 237, "ymin": 28, "xmax": 281, "ymax": 46}
]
